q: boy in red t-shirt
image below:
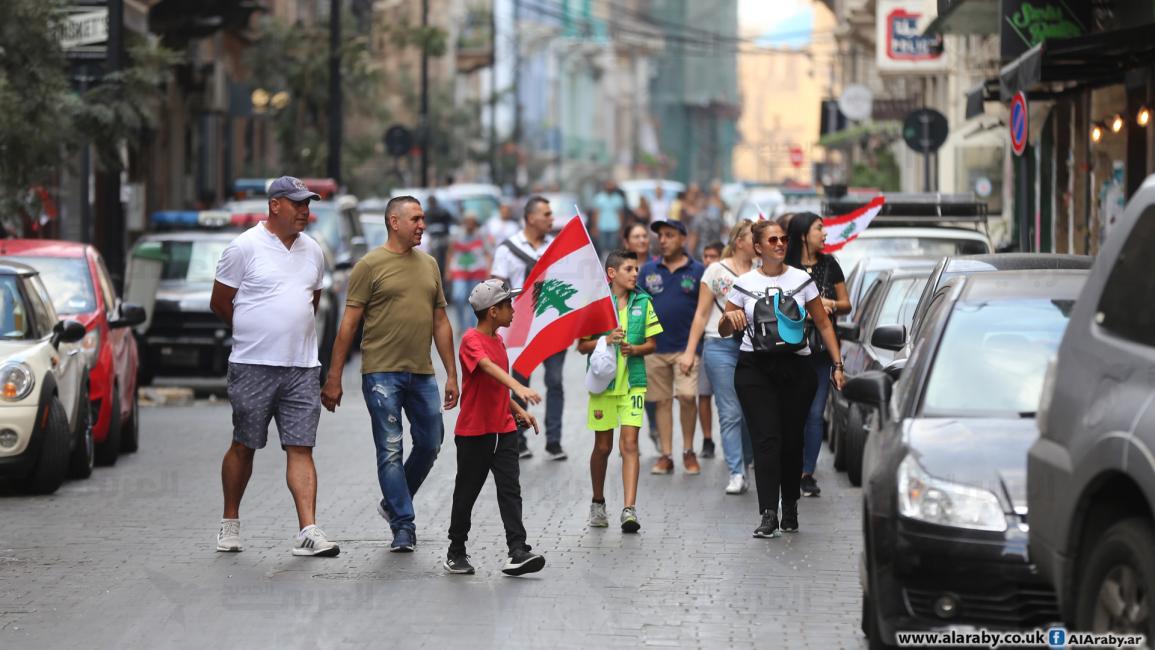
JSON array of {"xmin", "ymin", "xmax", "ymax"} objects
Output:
[{"xmin": 446, "ymin": 279, "xmax": 547, "ymax": 576}]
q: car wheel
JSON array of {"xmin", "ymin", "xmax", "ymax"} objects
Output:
[
  {"xmin": 28, "ymin": 398, "xmax": 71, "ymax": 494},
  {"xmin": 846, "ymin": 406, "xmax": 866, "ymax": 487},
  {"xmin": 95, "ymin": 388, "xmax": 122, "ymax": 466},
  {"xmin": 68, "ymin": 385, "xmax": 95, "ymax": 479},
  {"xmin": 1075, "ymin": 517, "xmax": 1155, "ymax": 640},
  {"xmin": 862, "ymin": 509, "xmax": 897, "ymax": 649},
  {"xmin": 120, "ymin": 390, "xmax": 140, "ymax": 453}
]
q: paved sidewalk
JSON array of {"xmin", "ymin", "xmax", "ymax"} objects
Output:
[{"xmin": 0, "ymin": 349, "xmax": 866, "ymax": 649}]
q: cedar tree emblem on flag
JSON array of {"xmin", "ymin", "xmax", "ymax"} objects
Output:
[
  {"xmin": 822, "ymin": 196, "xmax": 886, "ymax": 254},
  {"xmin": 533, "ymin": 279, "xmax": 578, "ymax": 317}
]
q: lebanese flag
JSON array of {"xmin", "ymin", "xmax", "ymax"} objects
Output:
[
  {"xmin": 822, "ymin": 196, "xmax": 886, "ymax": 254},
  {"xmin": 505, "ymin": 216, "xmax": 618, "ymax": 376}
]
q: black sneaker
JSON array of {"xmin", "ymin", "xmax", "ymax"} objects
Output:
[
  {"xmin": 545, "ymin": 443, "xmax": 567, "ymax": 461},
  {"xmin": 780, "ymin": 500, "xmax": 799, "ymax": 533},
  {"xmin": 517, "ymin": 439, "xmax": 533, "ymax": 459},
  {"xmin": 444, "ymin": 551, "xmax": 475, "ymax": 574},
  {"xmin": 800, "ymin": 474, "xmax": 821, "ymax": 497},
  {"xmin": 753, "ymin": 510, "xmax": 781, "ymax": 538},
  {"xmin": 502, "ymin": 546, "xmax": 546, "ymax": 576},
  {"xmin": 700, "ymin": 438, "xmax": 716, "ymax": 459}
]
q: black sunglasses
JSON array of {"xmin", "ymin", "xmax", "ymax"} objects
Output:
[{"xmin": 762, "ymin": 235, "xmax": 787, "ymax": 245}]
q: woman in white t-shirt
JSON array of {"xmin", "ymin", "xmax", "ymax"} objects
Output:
[
  {"xmin": 718, "ymin": 219, "xmax": 845, "ymax": 540},
  {"xmin": 679, "ymin": 219, "xmax": 756, "ymax": 495}
]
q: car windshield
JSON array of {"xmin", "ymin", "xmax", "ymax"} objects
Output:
[
  {"xmin": 307, "ymin": 204, "xmax": 342, "ymax": 253},
  {"xmin": 0, "ymin": 277, "xmax": 31, "ymax": 339},
  {"xmin": 837, "ymin": 237, "xmax": 989, "ymax": 272},
  {"xmin": 454, "ymin": 195, "xmax": 501, "ymax": 223},
  {"xmin": 5, "ymin": 256, "xmax": 95, "ymax": 315},
  {"xmin": 141, "ymin": 240, "xmax": 230, "ymax": 283},
  {"xmin": 361, "ymin": 219, "xmax": 388, "ymax": 248},
  {"xmin": 921, "ymin": 298, "xmax": 1074, "ymax": 417}
]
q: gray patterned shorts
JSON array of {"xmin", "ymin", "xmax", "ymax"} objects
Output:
[{"xmin": 227, "ymin": 363, "xmax": 321, "ymax": 449}]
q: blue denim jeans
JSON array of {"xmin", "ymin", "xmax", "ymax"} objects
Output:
[
  {"xmin": 362, "ymin": 372, "xmax": 444, "ymax": 534},
  {"xmin": 450, "ymin": 279, "xmax": 475, "ymax": 334},
  {"xmin": 802, "ymin": 355, "xmax": 832, "ymax": 476},
  {"xmin": 513, "ymin": 349, "xmax": 565, "ymax": 447},
  {"xmin": 702, "ymin": 336, "xmax": 754, "ymax": 476}
]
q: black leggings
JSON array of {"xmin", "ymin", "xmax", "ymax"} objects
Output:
[{"xmin": 734, "ymin": 352, "xmax": 818, "ymax": 513}]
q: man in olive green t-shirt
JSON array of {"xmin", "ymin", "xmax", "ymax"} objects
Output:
[{"xmin": 322, "ymin": 196, "xmax": 459, "ymax": 552}]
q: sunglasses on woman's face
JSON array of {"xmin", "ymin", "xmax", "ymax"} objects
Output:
[{"xmin": 763, "ymin": 236, "xmax": 787, "ymax": 246}]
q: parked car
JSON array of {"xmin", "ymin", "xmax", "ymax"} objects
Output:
[
  {"xmin": 845, "ymin": 269, "xmax": 1087, "ymax": 648},
  {"xmin": 838, "ymin": 256, "xmax": 935, "ymax": 334},
  {"xmin": 1028, "ymin": 178, "xmax": 1155, "ymax": 640},
  {"xmin": 834, "ymin": 227, "xmax": 992, "ymax": 274},
  {"xmin": 0, "ymin": 262, "xmax": 91, "ymax": 493},
  {"xmin": 1, "ymin": 241, "xmax": 146, "ymax": 464},
  {"xmin": 831, "ymin": 264, "xmax": 933, "ymax": 486}
]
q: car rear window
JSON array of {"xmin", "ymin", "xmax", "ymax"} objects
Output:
[
  {"xmin": 137, "ymin": 240, "xmax": 230, "ymax": 283},
  {"xmin": 5, "ymin": 256, "xmax": 95, "ymax": 315}
]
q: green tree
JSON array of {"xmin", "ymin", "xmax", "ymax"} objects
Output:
[
  {"xmin": 0, "ymin": 0, "xmax": 175, "ymax": 232},
  {"xmin": 244, "ymin": 14, "xmax": 383, "ymax": 179}
]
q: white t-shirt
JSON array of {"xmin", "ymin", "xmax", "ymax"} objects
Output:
[
  {"xmin": 650, "ymin": 196, "xmax": 671, "ymax": 223},
  {"xmin": 701, "ymin": 261, "xmax": 742, "ymax": 339},
  {"xmin": 490, "ymin": 230, "xmax": 552, "ymax": 290},
  {"xmin": 484, "ymin": 218, "xmax": 521, "ymax": 250},
  {"xmin": 215, "ymin": 224, "xmax": 326, "ymax": 367},
  {"xmin": 726, "ymin": 266, "xmax": 820, "ymax": 354}
]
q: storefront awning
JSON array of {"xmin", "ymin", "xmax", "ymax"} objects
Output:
[
  {"xmin": 924, "ymin": 0, "xmax": 999, "ymax": 36},
  {"xmin": 999, "ymin": 24, "xmax": 1155, "ymax": 101},
  {"xmin": 965, "ymin": 78, "xmax": 1001, "ymax": 119}
]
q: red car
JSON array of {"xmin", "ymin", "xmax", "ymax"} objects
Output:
[{"xmin": 0, "ymin": 240, "xmax": 145, "ymax": 465}]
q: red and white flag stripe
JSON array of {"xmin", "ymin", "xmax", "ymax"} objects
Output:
[{"xmin": 822, "ymin": 196, "xmax": 885, "ymax": 254}]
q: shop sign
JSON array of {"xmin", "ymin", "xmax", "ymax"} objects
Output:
[
  {"xmin": 876, "ymin": 0, "xmax": 946, "ymax": 72},
  {"xmin": 1000, "ymin": 0, "xmax": 1090, "ymax": 62}
]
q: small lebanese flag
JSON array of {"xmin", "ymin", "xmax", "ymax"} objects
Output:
[
  {"xmin": 505, "ymin": 216, "xmax": 618, "ymax": 376},
  {"xmin": 822, "ymin": 196, "xmax": 886, "ymax": 254}
]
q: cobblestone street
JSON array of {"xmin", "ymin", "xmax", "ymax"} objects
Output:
[{"xmin": 1, "ymin": 350, "xmax": 866, "ymax": 649}]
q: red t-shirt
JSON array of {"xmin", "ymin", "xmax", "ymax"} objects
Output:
[{"xmin": 455, "ymin": 328, "xmax": 517, "ymax": 436}]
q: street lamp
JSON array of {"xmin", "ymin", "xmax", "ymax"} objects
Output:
[
  {"xmin": 1138, "ymin": 106, "xmax": 1151, "ymax": 128},
  {"xmin": 1090, "ymin": 122, "xmax": 1105, "ymax": 143},
  {"xmin": 1110, "ymin": 114, "xmax": 1124, "ymax": 133}
]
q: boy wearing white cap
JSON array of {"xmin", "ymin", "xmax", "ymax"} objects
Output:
[
  {"xmin": 444, "ymin": 279, "xmax": 546, "ymax": 576},
  {"xmin": 577, "ymin": 250, "xmax": 662, "ymax": 533}
]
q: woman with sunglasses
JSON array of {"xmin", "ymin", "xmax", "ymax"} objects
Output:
[{"xmin": 719, "ymin": 219, "xmax": 845, "ymax": 539}]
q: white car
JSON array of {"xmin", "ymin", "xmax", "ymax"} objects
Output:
[
  {"xmin": 833, "ymin": 227, "xmax": 992, "ymax": 276},
  {"xmin": 0, "ymin": 261, "xmax": 92, "ymax": 494}
]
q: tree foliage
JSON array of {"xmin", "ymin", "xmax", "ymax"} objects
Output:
[
  {"xmin": 244, "ymin": 13, "xmax": 384, "ymax": 178},
  {"xmin": 0, "ymin": 0, "xmax": 176, "ymax": 230}
]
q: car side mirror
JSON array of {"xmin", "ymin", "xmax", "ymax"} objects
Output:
[
  {"xmin": 110, "ymin": 303, "xmax": 146, "ymax": 329},
  {"xmin": 871, "ymin": 324, "xmax": 906, "ymax": 351},
  {"xmin": 53, "ymin": 319, "xmax": 87, "ymax": 346},
  {"xmin": 837, "ymin": 321, "xmax": 860, "ymax": 341},
  {"xmin": 843, "ymin": 370, "xmax": 893, "ymax": 409}
]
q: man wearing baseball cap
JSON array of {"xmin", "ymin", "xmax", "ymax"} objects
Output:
[
  {"xmin": 443, "ymin": 279, "xmax": 546, "ymax": 576},
  {"xmin": 211, "ymin": 175, "xmax": 338, "ymax": 557}
]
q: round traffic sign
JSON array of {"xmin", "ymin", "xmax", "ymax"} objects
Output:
[
  {"xmin": 384, "ymin": 125, "xmax": 413, "ymax": 158},
  {"xmin": 838, "ymin": 84, "xmax": 873, "ymax": 121},
  {"xmin": 1010, "ymin": 92, "xmax": 1028, "ymax": 156},
  {"xmin": 902, "ymin": 109, "xmax": 948, "ymax": 154},
  {"xmin": 789, "ymin": 146, "xmax": 804, "ymax": 169}
]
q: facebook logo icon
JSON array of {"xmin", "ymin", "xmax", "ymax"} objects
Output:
[{"xmin": 1048, "ymin": 627, "xmax": 1067, "ymax": 646}]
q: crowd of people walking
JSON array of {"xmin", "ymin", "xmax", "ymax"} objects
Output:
[{"xmin": 209, "ymin": 175, "xmax": 849, "ymax": 576}]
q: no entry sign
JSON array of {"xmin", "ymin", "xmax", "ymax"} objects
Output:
[
  {"xmin": 789, "ymin": 146, "xmax": 804, "ymax": 169},
  {"xmin": 1010, "ymin": 92, "xmax": 1028, "ymax": 156}
]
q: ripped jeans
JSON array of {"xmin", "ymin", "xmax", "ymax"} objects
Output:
[{"xmin": 362, "ymin": 372, "xmax": 444, "ymax": 534}]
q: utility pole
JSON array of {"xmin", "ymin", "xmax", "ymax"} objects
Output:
[
  {"xmin": 488, "ymin": 5, "xmax": 497, "ymax": 186},
  {"xmin": 103, "ymin": 0, "xmax": 125, "ymax": 286},
  {"xmin": 328, "ymin": 0, "xmax": 342, "ymax": 184},
  {"xmin": 419, "ymin": 0, "xmax": 430, "ymax": 186},
  {"xmin": 511, "ymin": 0, "xmax": 521, "ymax": 193}
]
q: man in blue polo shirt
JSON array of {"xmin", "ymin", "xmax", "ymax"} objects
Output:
[{"xmin": 640, "ymin": 220, "xmax": 705, "ymax": 476}]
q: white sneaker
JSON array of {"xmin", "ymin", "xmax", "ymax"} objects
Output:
[
  {"xmin": 216, "ymin": 518, "xmax": 242, "ymax": 552},
  {"xmin": 725, "ymin": 474, "xmax": 749, "ymax": 495},
  {"xmin": 292, "ymin": 525, "xmax": 340, "ymax": 557},
  {"xmin": 588, "ymin": 501, "xmax": 609, "ymax": 527}
]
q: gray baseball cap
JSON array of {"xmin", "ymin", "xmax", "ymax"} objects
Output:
[
  {"xmin": 468, "ymin": 279, "xmax": 513, "ymax": 311},
  {"xmin": 267, "ymin": 176, "xmax": 321, "ymax": 201}
]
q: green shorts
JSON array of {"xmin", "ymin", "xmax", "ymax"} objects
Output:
[{"xmin": 588, "ymin": 388, "xmax": 647, "ymax": 431}]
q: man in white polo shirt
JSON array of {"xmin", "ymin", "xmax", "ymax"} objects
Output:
[
  {"xmin": 490, "ymin": 196, "xmax": 567, "ymax": 461},
  {"xmin": 209, "ymin": 175, "xmax": 339, "ymax": 558}
]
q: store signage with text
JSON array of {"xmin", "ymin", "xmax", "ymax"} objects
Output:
[{"xmin": 876, "ymin": 0, "xmax": 946, "ymax": 72}]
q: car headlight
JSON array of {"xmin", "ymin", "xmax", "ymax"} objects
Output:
[
  {"xmin": 0, "ymin": 362, "xmax": 35, "ymax": 402},
  {"xmin": 897, "ymin": 454, "xmax": 1007, "ymax": 532},
  {"xmin": 81, "ymin": 328, "xmax": 101, "ymax": 365}
]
